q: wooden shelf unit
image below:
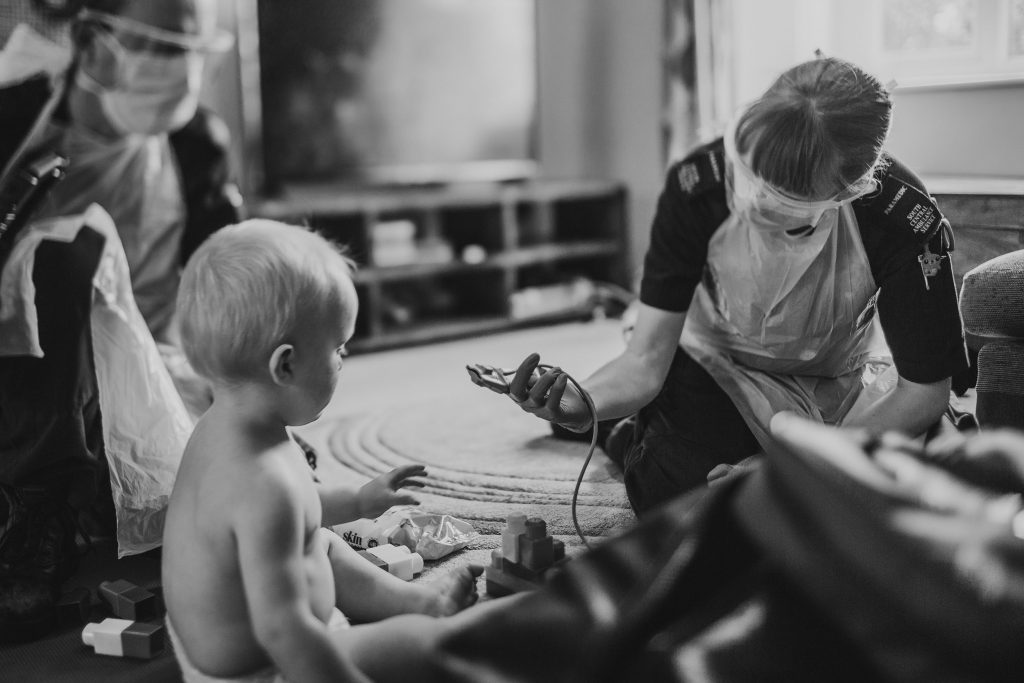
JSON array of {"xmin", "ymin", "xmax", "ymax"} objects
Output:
[{"xmin": 248, "ymin": 179, "xmax": 630, "ymax": 352}]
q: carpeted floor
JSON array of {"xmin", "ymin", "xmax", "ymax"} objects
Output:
[
  {"xmin": 305, "ymin": 317, "xmax": 637, "ymax": 586},
  {"xmin": 323, "ymin": 391, "xmax": 636, "ymax": 586}
]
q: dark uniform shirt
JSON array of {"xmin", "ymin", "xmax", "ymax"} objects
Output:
[{"xmin": 639, "ymin": 139, "xmax": 969, "ymax": 385}]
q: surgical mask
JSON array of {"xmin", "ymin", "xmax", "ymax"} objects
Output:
[
  {"xmin": 75, "ymin": 29, "xmax": 203, "ymax": 136},
  {"xmin": 723, "ymin": 116, "xmax": 875, "ymax": 231}
]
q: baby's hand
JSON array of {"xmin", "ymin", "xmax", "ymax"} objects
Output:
[{"xmin": 357, "ymin": 465, "xmax": 427, "ymax": 519}]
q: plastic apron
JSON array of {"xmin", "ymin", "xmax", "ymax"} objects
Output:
[
  {"xmin": 0, "ymin": 204, "xmax": 192, "ymax": 557},
  {"xmin": 33, "ymin": 119, "xmax": 186, "ymax": 342},
  {"xmin": 680, "ymin": 204, "xmax": 895, "ymax": 450}
]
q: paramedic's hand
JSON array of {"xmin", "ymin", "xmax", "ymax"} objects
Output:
[
  {"xmin": 357, "ymin": 465, "xmax": 427, "ymax": 519},
  {"xmin": 508, "ymin": 353, "xmax": 592, "ymax": 433}
]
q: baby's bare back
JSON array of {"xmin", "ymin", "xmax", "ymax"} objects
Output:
[{"xmin": 162, "ymin": 422, "xmax": 335, "ymax": 678}]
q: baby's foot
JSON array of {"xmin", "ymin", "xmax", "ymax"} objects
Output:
[{"xmin": 423, "ymin": 564, "xmax": 483, "ymax": 616}]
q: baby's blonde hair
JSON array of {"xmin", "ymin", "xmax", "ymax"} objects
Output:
[{"xmin": 177, "ymin": 219, "xmax": 356, "ymax": 384}]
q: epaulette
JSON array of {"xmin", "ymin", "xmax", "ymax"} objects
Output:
[{"xmin": 675, "ymin": 148, "xmax": 725, "ymax": 196}]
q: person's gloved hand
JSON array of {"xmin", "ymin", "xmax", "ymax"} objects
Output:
[
  {"xmin": 357, "ymin": 465, "xmax": 427, "ymax": 519},
  {"xmin": 506, "ymin": 353, "xmax": 592, "ymax": 433}
]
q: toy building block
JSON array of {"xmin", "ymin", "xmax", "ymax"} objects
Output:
[
  {"xmin": 98, "ymin": 579, "xmax": 160, "ymax": 621},
  {"xmin": 361, "ymin": 544, "xmax": 424, "ymax": 581},
  {"xmin": 57, "ymin": 587, "xmax": 94, "ymax": 628},
  {"xmin": 82, "ymin": 618, "xmax": 165, "ymax": 659},
  {"xmin": 357, "ymin": 549, "xmax": 388, "ymax": 571},
  {"xmin": 501, "ymin": 514, "xmax": 527, "ymax": 563},
  {"xmin": 518, "ymin": 518, "xmax": 554, "ymax": 571},
  {"xmin": 486, "ymin": 516, "xmax": 570, "ymax": 597},
  {"xmin": 484, "ymin": 549, "xmax": 537, "ymax": 598}
]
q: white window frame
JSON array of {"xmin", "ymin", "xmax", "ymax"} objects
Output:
[{"xmin": 833, "ymin": 0, "xmax": 1024, "ymax": 91}]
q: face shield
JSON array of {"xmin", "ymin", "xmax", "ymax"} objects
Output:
[
  {"xmin": 723, "ymin": 116, "xmax": 876, "ymax": 231},
  {"xmin": 78, "ymin": 9, "xmax": 233, "ymax": 57},
  {"xmin": 74, "ymin": 9, "xmax": 233, "ymax": 135}
]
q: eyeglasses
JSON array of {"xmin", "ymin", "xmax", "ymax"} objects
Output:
[{"xmin": 79, "ymin": 9, "xmax": 233, "ymax": 56}]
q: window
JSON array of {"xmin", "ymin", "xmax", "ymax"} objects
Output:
[
  {"xmin": 1012, "ymin": 0, "xmax": 1024, "ymax": 56},
  {"xmin": 834, "ymin": 0, "xmax": 1024, "ymax": 89}
]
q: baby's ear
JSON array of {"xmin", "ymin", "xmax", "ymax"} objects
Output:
[{"xmin": 269, "ymin": 344, "xmax": 295, "ymax": 386}]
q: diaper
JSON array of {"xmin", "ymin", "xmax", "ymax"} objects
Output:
[{"xmin": 167, "ymin": 609, "xmax": 350, "ymax": 683}]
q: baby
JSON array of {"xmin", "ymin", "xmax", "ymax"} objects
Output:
[{"xmin": 162, "ymin": 219, "xmax": 482, "ymax": 683}]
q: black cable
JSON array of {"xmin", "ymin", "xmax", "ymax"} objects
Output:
[
  {"xmin": 564, "ymin": 373, "xmax": 599, "ymax": 550},
  {"xmin": 497, "ymin": 362, "xmax": 601, "ymax": 549}
]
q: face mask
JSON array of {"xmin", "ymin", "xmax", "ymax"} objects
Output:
[
  {"xmin": 723, "ymin": 116, "xmax": 875, "ymax": 231},
  {"xmin": 75, "ymin": 19, "xmax": 207, "ymax": 136}
]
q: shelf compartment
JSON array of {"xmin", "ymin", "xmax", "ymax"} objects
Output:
[
  {"xmin": 376, "ymin": 270, "xmax": 508, "ymax": 334},
  {"xmin": 307, "ymin": 213, "xmax": 371, "ymax": 266},
  {"xmin": 351, "ymin": 239, "xmax": 619, "ymax": 284},
  {"xmin": 515, "ymin": 255, "xmax": 624, "ymax": 290},
  {"xmin": 551, "ymin": 191, "xmax": 627, "ymax": 243},
  {"xmin": 438, "ymin": 205, "xmax": 505, "ymax": 255}
]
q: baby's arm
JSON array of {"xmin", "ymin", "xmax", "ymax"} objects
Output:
[
  {"xmin": 318, "ymin": 464, "xmax": 427, "ymax": 526},
  {"xmin": 235, "ymin": 475, "xmax": 371, "ymax": 683}
]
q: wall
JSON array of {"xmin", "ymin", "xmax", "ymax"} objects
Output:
[
  {"xmin": 724, "ymin": 0, "xmax": 1024, "ymax": 180},
  {"xmin": 205, "ymin": 1, "xmax": 665, "ymax": 279},
  {"xmin": 887, "ymin": 83, "xmax": 1024, "ymax": 178},
  {"xmin": 537, "ymin": 0, "xmax": 664, "ymax": 278}
]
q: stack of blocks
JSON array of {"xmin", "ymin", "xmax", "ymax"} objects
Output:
[
  {"xmin": 79, "ymin": 579, "xmax": 166, "ymax": 659},
  {"xmin": 357, "ymin": 543, "xmax": 424, "ymax": 581},
  {"xmin": 485, "ymin": 514, "xmax": 567, "ymax": 597}
]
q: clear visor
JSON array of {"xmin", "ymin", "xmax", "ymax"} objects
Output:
[
  {"xmin": 723, "ymin": 116, "xmax": 876, "ymax": 226},
  {"xmin": 79, "ymin": 9, "xmax": 234, "ymax": 55}
]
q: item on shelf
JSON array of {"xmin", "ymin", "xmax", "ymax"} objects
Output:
[
  {"xmin": 509, "ymin": 278, "xmax": 597, "ymax": 320},
  {"xmin": 416, "ymin": 235, "xmax": 455, "ymax": 265},
  {"xmin": 371, "ymin": 219, "xmax": 417, "ymax": 267},
  {"xmin": 461, "ymin": 244, "xmax": 487, "ymax": 264}
]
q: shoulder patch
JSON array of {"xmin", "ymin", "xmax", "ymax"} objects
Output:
[
  {"xmin": 870, "ymin": 173, "xmax": 948, "ymax": 244},
  {"xmin": 676, "ymin": 149, "xmax": 724, "ymax": 195}
]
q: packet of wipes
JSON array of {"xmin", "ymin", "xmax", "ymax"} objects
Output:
[{"xmin": 333, "ymin": 506, "xmax": 478, "ymax": 561}]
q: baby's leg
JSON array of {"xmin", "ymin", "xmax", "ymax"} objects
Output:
[{"xmin": 323, "ymin": 529, "xmax": 482, "ymax": 623}]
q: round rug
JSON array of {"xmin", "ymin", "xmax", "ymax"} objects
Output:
[{"xmin": 327, "ymin": 397, "xmax": 635, "ymax": 538}]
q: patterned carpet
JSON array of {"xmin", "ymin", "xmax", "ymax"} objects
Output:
[
  {"xmin": 326, "ymin": 397, "xmax": 634, "ymax": 539},
  {"xmin": 322, "ymin": 387, "xmax": 637, "ymax": 588}
]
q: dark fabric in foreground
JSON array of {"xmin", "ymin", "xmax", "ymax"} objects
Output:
[{"xmin": 427, "ymin": 422, "xmax": 1024, "ymax": 683}]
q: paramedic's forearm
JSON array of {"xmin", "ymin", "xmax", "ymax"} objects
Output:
[
  {"xmin": 842, "ymin": 376, "xmax": 950, "ymax": 437},
  {"xmin": 582, "ymin": 353, "xmax": 665, "ymax": 425},
  {"xmin": 582, "ymin": 303, "xmax": 688, "ymax": 425}
]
